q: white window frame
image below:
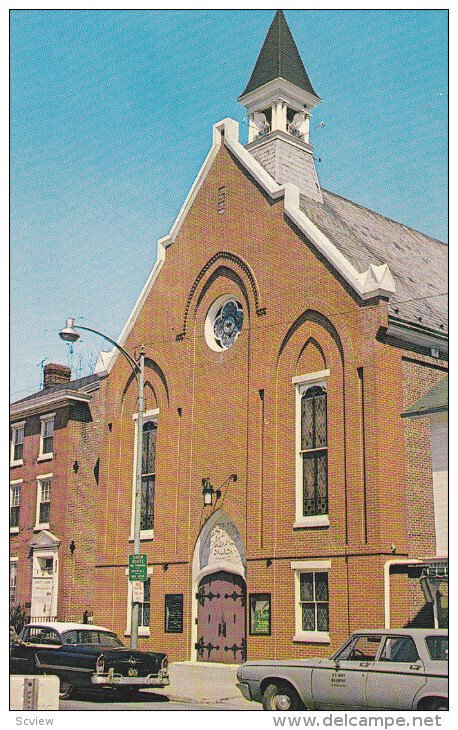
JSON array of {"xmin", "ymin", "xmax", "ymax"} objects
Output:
[
  {"xmin": 38, "ymin": 413, "xmax": 55, "ymax": 461},
  {"xmin": 124, "ymin": 566, "xmax": 153, "ymax": 637},
  {"xmin": 35, "ymin": 474, "xmax": 53, "ymax": 530},
  {"xmin": 292, "ymin": 370, "xmax": 330, "ymax": 528},
  {"xmin": 10, "ymin": 557, "xmax": 18, "ymax": 607},
  {"xmin": 130, "ymin": 408, "xmax": 159, "ymax": 541},
  {"xmin": 291, "ymin": 560, "xmax": 331, "ymax": 643},
  {"xmin": 10, "ymin": 479, "xmax": 22, "ymax": 533},
  {"xmin": 10, "ymin": 421, "xmax": 25, "ymax": 466}
]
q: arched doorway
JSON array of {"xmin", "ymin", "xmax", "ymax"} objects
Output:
[
  {"xmin": 196, "ymin": 571, "xmax": 246, "ymax": 663},
  {"xmin": 192, "ymin": 509, "xmax": 246, "ymax": 663}
]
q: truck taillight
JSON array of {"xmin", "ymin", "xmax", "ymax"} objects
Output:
[
  {"xmin": 96, "ymin": 654, "xmax": 105, "ymax": 674},
  {"xmin": 161, "ymin": 657, "xmax": 168, "ymax": 672}
]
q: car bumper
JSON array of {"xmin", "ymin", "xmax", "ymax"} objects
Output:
[
  {"xmin": 91, "ymin": 672, "xmax": 170, "ymax": 688},
  {"xmin": 236, "ymin": 681, "xmax": 252, "ymax": 701}
]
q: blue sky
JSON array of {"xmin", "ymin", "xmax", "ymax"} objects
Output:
[{"xmin": 10, "ymin": 9, "xmax": 448, "ymax": 399}]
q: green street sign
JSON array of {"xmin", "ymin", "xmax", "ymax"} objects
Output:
[{"xmin": 129, "ymin": 554, "xmax": 148, "ymax": 581}]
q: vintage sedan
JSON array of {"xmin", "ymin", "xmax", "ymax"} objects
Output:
[
  {"xmin": 237, "ymin": 629, "xmax": 448, "ymax": 711},
  {"xmin": 10, "ymin": 622, "xmax": 170, "ymax": 699}
]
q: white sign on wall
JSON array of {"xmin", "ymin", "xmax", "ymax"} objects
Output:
[{"xmin": 132, "ymin": 581, "xmax": 144, "ymax": 603}]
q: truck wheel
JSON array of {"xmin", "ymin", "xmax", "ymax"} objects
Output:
[
  {"xmin": 59, "ymin": 681, "xmax": 74, "ymax": 700},
  {"xmin": 262, "ymin": 682, "xmax": 301, "ymax": 711}
]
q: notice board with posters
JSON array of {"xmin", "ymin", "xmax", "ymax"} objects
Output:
[
  {"xmin": 249, "ymin": 593, "xmax": 271, "ymax": 635},
  {"xmin": 165, "ymin": 593, "xmax": 183, "ymax": 633}
]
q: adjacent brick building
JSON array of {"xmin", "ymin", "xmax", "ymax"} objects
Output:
[{"xmin": 10, "ymin": 364, "xmax": 102, "ymax": 625}]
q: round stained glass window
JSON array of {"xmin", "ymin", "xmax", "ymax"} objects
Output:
[{"xmin": 205, "ymin": 296, "xmax": 244, "ymax": 351}]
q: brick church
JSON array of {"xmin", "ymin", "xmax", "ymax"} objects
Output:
[{"xmin": 11, "ymin": 11, "xmax": 447, "ymax": 663}]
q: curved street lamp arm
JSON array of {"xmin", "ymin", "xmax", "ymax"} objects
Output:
[{"xmin": 74, "ymin": 324, "xmax": 140, "ymax": 377}]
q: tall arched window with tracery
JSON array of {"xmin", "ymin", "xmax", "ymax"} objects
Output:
[
  {"xmin": 141, "ymin": 420, "xmax": 157, "ymax": 531},
  {"xmin": 300, "ymin": 385, "xmax": 328, "ymax": 517}
]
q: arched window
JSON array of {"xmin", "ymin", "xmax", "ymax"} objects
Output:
[
  {"xmin": 301, "ymin": 385, "xmax": 328, "ymax": 516},
  {"xmin": 141, "ymin": 421, "xmax": 157, "ymax": 531}
]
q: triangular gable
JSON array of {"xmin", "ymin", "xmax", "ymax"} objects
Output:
[
  {"xmin": 97, "ymin": 118, "xmax": 394, "ymax": 377},
  {"xmin": 29, "ymin": 530, "xmax": 61, "ymax": 550}
]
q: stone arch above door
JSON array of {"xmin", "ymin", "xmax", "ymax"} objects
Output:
[
  {"xmin": 191, "ymin": 510, "xmax": 246, "ymax": 661},
  {"xmin": 193, "ymin": 509, "xmax": 246, "ymax": 584}
]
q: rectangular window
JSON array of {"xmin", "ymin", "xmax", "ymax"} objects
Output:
[
  {"xmin": 299, "ymin": 572, "xmax": 329, "ymax": 633},
  {"xmin": 293, "ymin": 371, "xmax": 330, "ymax": 528},
  {"xmin": 292, "ymin": 560, "xmax": 331, "ymax": 643},
  {"xmin": 37, "ymin": 478, "xmax": 51, "ymax": 527},
  {"xmin": 165, "ymin": 594, "xmax": 183, "ymax": 633},
  {"xmin": 249, "ymin": 593, "xmax": 271, "ymax": 635},
  {"xmin": 301, "ymin": 386, "xmax": 328, "ymax": 516},
  {"xmin": 131, "ymin": 410, "xmax": 159, "ymax": 540},
  {"xmin": 10, "ymin": 483, "xmax": 21, "ymax": 529},
  {"xmin": 39, "ymin": 415, "xmax": 55, "ymax": 458},
  {"xmin": 10, "ymin": 561, "xmax": 18, "ymax": 609},
  {"xmin": 139, "ymin": 577, "xmax": 151, "ymax": 628},
  {"xmin": 11, "ymin": 422, "xmax": 25, "ymax": 464},
  {"xmin": 141, "ymin": 421, "xmax": 156, "ymax": 531}
]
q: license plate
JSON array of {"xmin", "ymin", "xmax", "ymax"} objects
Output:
[{"xmin": 128, "ymin": 668, "xmax": 138, "ymax": 677}]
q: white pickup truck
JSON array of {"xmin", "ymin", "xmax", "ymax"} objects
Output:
[{"xmin": 236, "ymin": 628, "xmax": 448, "ymax": 711}]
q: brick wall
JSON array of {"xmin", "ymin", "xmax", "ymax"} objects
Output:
[
  {"xmin": 10, "ymin": 384, "xmax": 102, "ymax": 625},
  {"xmin": 93, "ymin": 142, "xmax": 444, "ymax": 658}
]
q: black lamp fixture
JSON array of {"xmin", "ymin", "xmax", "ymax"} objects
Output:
[
  {"xmin": 70, "ymin": 540, "xmax": 76, "ymax": 555},
  {"xmin": 202, "ymin": 474, "xmax": 237, "ymax": 507},
  {"xmin": 202, "ymin": 478, "xmax": 218, "ymax": 506}
]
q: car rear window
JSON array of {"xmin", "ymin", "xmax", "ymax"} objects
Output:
[
  {"xmin": 426, "ymin": 636, "xmax": 448, "ymax": 661},
  {"xmin": 63, "ymin": 630, "xmax": 124, "ymax": 647}
]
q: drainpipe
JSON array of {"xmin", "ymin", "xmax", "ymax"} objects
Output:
[{"xmin": 384, "ymin": 559, "xmax": 422, "ymax": 629}]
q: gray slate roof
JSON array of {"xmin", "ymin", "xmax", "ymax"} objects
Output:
[
  {"xmin": 11, "ymin": 373, "xmax": 99, "ymax": 407},
  {"xmin": 240, "ymin": 10, "xmax": 319, "ymax": 99},
  {"xmin": 300, "ymin": 189, "xmax": 448, "ymax": 333},
  {"xmin": 402, "ymin": 376, "xmax": 448, "ymax": 417}
]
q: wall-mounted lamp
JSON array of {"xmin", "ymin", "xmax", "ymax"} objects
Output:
[
  {"xmin": 162, "ymin": 563, "xmax": 169, "ymax": 572},
  {"xmin": 70, "ymin": 540, "xmax": 76, "ymax": 555},
  {"xmin": 202, "ymin": 478, "xmax": 219, "ymax": 506},
  {"xmin": 202, "ymin": 474, "xmax": 237, "ymax": 507}
]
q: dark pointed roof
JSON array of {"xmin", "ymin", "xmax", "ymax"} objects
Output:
[{"xmin": 240, "ymin": 10, "xmax": 319, "ymax": 99}]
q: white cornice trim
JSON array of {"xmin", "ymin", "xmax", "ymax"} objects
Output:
[
  {"xmin": 238, "ymin": 77, "xmax": 321, "ymax": 110},
  {"xmin": 282, "ymin": 184, "xmax": 395, "ymax": 300},
  {"xmin": 101, "ymin": 118, "xmax": 395, "ymax": 374},
  {"xmin": 10, "ymin": 391, "xmax": 92, "ymax": 419}
]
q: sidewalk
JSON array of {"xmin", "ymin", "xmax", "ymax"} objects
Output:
[{"xmin": 167, "ymin": 661, "xmax": 259, "ymax": 709}]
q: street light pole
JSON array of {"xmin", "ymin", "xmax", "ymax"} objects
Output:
[
  {"xmin": 131, "ymin": 346, "xmax": 144, "ymax": 649},
  {"xmin": 59, "ymin": 318, "xmax": 145, "ymax": 649}
]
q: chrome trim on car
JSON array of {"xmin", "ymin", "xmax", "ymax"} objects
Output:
[
  {"xmin": 35, "ymin": 657, "xmax": 93, "ymax": 673},
  {"xmin": 91, "ymin": 672, "xmax": 170, "ymax": 687}
]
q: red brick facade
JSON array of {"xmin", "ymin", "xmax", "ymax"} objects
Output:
[
  {"xmin": 90, "ymin": 142, "xmax": 447, "ymax": 661},
  {"xmin": 10, "ymin": 377, "xmax": 102, "ymax": 625}
]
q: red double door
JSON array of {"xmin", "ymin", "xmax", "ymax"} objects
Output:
[{"xmin": 196, "ymin": 571, "xmax": 246, "ymax": 664}]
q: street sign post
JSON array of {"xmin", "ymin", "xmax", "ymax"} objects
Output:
[
  {"xmin": 132, "ymin": 581, "xmax": 144, "ymax": 603},
  {"xmin": 129, "ymin": 554, "xmax": 148, "ymax": 582}
]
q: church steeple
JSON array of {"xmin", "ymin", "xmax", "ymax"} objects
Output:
[
  {"xmin": 239, "ymin": 11, "xmax": 323, "ymax": 202},
  {"xmin": 240, "ymin": 10, "xmax": 319, "ymax": 100}
]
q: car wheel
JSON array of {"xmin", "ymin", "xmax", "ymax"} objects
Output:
[
  {"xmin": 427, "ymin": 699, "xmax": 448, "ymax": 711},
  {"xmin": 59, "ymin": 681, "xmax": 74, "ymax": 700},
  {"xmin": 262, "ymin": 682, "xmax": 301, "ymax": 711}
]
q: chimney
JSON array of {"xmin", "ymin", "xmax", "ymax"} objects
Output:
[{"xmin": 43, "ymin": 363, "xmax": 72, "ymax": 389}]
